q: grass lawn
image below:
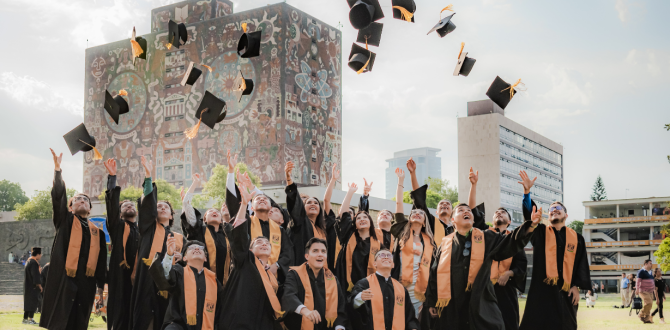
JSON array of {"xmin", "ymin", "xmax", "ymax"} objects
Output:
[
  {"xmin": 520, "ymin": 293, "xmax": 665, "ymax": 329},
  {"xmin": 0, "ymin": 312, "xmax": 106, "ymax": 329}
]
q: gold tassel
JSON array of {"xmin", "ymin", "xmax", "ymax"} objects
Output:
[
  {"xmin": 118, "ymin": 89, "xmax": 128, "ymax": 96},
  {"xmin": 561, "ymin": 281, "xmax": 571, "ymax": 292},
  {"xmin": 501, "ymin": 79, "xmax": 523, "ymax": 100},
  {"xmin": 130, "ymin": 39, "xmax": 144, "ymax": 58},
  {"xmin": 186, "ymin": 315, "xmax": 197, "ymax": 325},
  {"xmin": 166, "ymin": 43, "xmax": 172, "ymax": 50},
  {"xmin": 242, "ymin": 22, "xmax": 248, "ymax": 33},
  {"xmin": 465, "ymin": 282, "xmax": 473, "ymax": 292},
  {"xmin": 392, "ymin": 6, "xmax": 414, "ymax": 22},
  {"xmin": 66, "ymin": 268, "xmax": 77, "ymax": 278},
  {"xmin": 326, "ymin": 318, "xmax": 336, "ymax": 328},
  {"xmin": 440, "ymin": 4, "xmax": 454, "ymax": 18},
  {"xmin": 158, "ymin": 290, "xmax": 168, "ymax": 299},
  {"xmin": 435, "ymin": 298, "xmax": 451, "ymax": 317},
  {"xmin": 119, "ymin": 260, "xmax": 130, "ymax": 269},
  {"xmin": 142, "ymin": 257, "xmax": 152, "ymax": 266},
  {"xmin": 414, "ymin": 290, "xmax": 426, "ymax": 302},
  {"xmin": 356, "ymin": 55, "xmax": 371, "ymax": 75},
  {"xmin": 280, "ymin": 322, "xmax": 289, "ymax": 330},
  {"xmin": 491, "ymin": 278, "xmax": 498, "ymax": 285},
  {"xmin": 274, "ymin": 310, "xmax": 285, "ymax": 318},
  {"xmin": 202, "ymin": 64, "xmax": 213, "ymax": 72},
  {"xmin": 347, "ymin": 281, "xmax": 354, "ymax": 292},
  {"xmin": 78, "ymin": 139, "xmax": 103, "ymax": 160},
  {"xmin": 86, "ymin": 267, "xmax": 96, "ymax": 277},
  {"xmin": 184, "ymin": 119, "xmax": 202, "ymax": 140},
  {"xmin": 458, "ymin": 42, "xmax": 465, "ymax": 59},
  {"xmin": 543, "ymin": 277, "xmax": 559, "ymax": 286}
]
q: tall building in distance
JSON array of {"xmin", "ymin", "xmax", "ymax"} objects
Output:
[
  {"xmin": 385, "ymin": 148, "xmax": 441, "ymax": 200},
  {"xmin": 81, "ymin": 0, "xmax": 343, "ymax": 199},
  {"xmin": 457, "ymin": 100, "xmax": 564, "ymax": 227}
]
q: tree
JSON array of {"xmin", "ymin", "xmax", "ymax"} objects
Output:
[
  {"xmin": 14, "ymin": 187, "xmax": 78, "ymax": 221},
  {"xmin": 567, "ymin": 220, "xmax": 584, "ymax": 235},
  {"xmin": 655, "ymin": 238, "xmax": 670, "ymax": 272},
  {"xmin": 590, "ymin": 175, "xmax": 607, "ymax": 201},
  {"xmin": 0, "ymin": 180, "xmax": 29, "ymax": 211},
  {"xmin": 201, "ymin": 163, "xmax": 261, "ymax": 205},
  {"xmin": 424, "ymin": 177, "xmax": 459, "ymax": 208}
]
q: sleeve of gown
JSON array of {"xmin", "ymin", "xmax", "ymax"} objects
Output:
[
  {"xmin": 335, "ymin": 280, "xmax": 350, "ymax": 329},
  {"xmin": 51, "ymin": 170, "xmax": 68, "ymax": 229},
  {"xmin": 281, "ymin": 270, "xmax": 303, "ymax": 315},
  {"xmin": 138, "ymin": 178, "xmax": 158, "ymax": 235},
  {"xmin": 30, "ymin": 261, "xmax": 41, "ymax": 286},
  {"xmin": 95, "ymin": 226, "xmax": 108, "ymax": 288},
  {"xmin": 105, "ymin": 175, "xmax": 122, "ymax": 237},
  {"xmin": 409, "ymin": 185, "xmax": 436, "ymax": 235},
  {"xmin": 337, "ymin": 212, "xmax": 353, "ymax": 243},
  {"xmin": 390, "ymin": 213, "xmax": 408, "ymax": 238},
  {"xmin": 349, "ymin": 278, "xmax": 371, "ymax": 326},
  {"xmin": 358, "ymin": 195, "xmax": 369, "ymax": 213},
  {"xmin": 491, "ymin": 221, "xmax": 534, "ymax": 262},
  {"xmin": 285, "ymin": 182, "xmax": 307, "ymax": 228},
  {"xmin": 277, "ymin": 228, "xmax": 294, "ymax": 275},
  {"xmin": 472, "ymin": 203, "xmax": 489, "ymax": 231},
  {"xmin": 225, "ymin": 175, "xmax": 242, "ymax": 219},
  {"xmin": 404, "ymin": 288, "xmax": 420, "ymax": 330},
  {"xmin": 571, "ymin": 234, "xmax": 592, "ymax": 291},
  {"xmin": 182, "ymin": 192, "xmax": 198, "ymax": 228},
  {"xmin": 230, "ymin": 216, "xmax": 250, "ymax": 266},
  {"xmin": 425, "ymin": 245, "xmax": 440, "ymax": 308},
  {"xmin": 510, "ymin": 248, "xmax": 528, "ymax": 293}
]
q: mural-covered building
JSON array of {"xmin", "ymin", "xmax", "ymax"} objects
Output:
[{"xmin": 82, "ymin": 0, "xmax": 343, "ymax": 197}]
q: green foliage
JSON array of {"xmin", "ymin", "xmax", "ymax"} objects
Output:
[
  {"xmin": 567, "ymin": 220, "xmax": 584, "ymax": 235},
  {"xmin": 14, "ymin": 187, "xmax": 77, "ymax": 221},
  {"xmin": 590, "ymin": 175, "xmax": 607, "ymax": 201},
  {"xmin": 191, "ymin": 194, "xmax": 210, "ymax": 209},
  {"xmin": 0, "ymin": 180, "xmax": 29, "ymax": 211},
  {"xmin": 201, "ymin": 163, "xmax": 261, "ymax": 204},
  {"xmin": 154, "ymin": 179, "xmax": 183, "ymax": 207},
  {"xmin": 485, "ymin": 222, "xmax": 493, "ymax": 228},
  {"xmin": 654, "ymin": 238, "xmax": 670, "ymax": 272},
  {"xmin": 391, "ymin": 191, "xmax": 412, "ymax": 204},
  {"xmin": 424, "ymin": 177, "xmax": 458, "ymax": 208}
]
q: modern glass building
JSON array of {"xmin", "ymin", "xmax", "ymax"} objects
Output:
[{"xmin": 385, "ymin": 148, "xmax": 442, "ymax": 200}]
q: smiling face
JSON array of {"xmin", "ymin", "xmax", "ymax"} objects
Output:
[
  {"xmin": 183, "ymin": 244, "xmax": 207, "ymax": 263},
  {"xmin": 493, "ymin": 208, "xmax": 510, "ymax": 227},
  {"xmin": 409, "ymin": 209, "xmax": 426, "ymax": 225},
  {"xmin": 252, "ymin": 194, "xmax": 271, "ymax": 212},
  {"xmin": 355, "ymin": 212, "xmax": 372, "ymax": 231},
  {"xmin": 268, "ymin": 207, "xmax": 284, "ymax": 225},
  {"xmin": 549, "ymin": 202, "xmax": 567, "ymax": 224},
  {"xmin": 70, "ymin": 194, "xmax": 92, "ymax": 217},
  {"xmin": 204, "ymin": 208, "xmax": 222, "ymax": 226},
  {"xmin": 250, "ymin": 237, "xmax": 272, "ymax": 258},
  {"xmin": 373, "ymin": 250, "xmax": 394, "ymax": 271},
  {"xmin": 157, "ymin": 202, "xmax": 173, "ymax": 223},
  {"xmin": 377, "ymin": 210, "xmax": 393, "ymax": 226},
  {"xmin": 304, "ymin": 197, "xmax": 320, "ymax": 217},
  {"xmin": 305, "ymin": 242, "xmax": 327, "ymax": 270},
  {"xmin": 452, "ymin": 204, "xmax": 474, "ymax": 231},
  {"xmin": 437, "ymin": 199, "xmax": 453, "ymax": 218},
  {"xmin": 120, "ymin": 200, "xmax": 137, "ymax": 219}
]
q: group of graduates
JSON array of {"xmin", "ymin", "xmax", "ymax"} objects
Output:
[{"xmin": 29, "ymin": 147, "xmax": 591, "ymax": 330}]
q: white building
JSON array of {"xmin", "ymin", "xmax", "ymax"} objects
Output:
[{"xmin": 385, "ymin": 148, "xmax": 442, "ymax": 200}]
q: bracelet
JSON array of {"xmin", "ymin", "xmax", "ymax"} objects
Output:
[{"xmin": 398, "ymin": 184, "xmax": 404, "ymax": 188}]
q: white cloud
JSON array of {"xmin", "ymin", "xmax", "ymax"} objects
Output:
[
  {"xmin": 615, "ymin": 0, "xmax": 629, "ymax": 23},
  {"xmin": 539, "ymin": 65, "xmax": 591, "ymax": 106},
  {"xmin": 0, "ymin": 72, "xmax": 82, "ymax": 115}
]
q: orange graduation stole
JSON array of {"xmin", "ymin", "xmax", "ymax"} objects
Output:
[
  {"xmin": 290, "ymin": 263, "xmax": 339, "ymax": 329},
  {"xmin": 367, "ymin": 273, "xmax": 405, "ymax": 330},
  {"xmin": 250, "ymin": 216, "xmax": 281, "ymax": 265},
  {"xmin": 435, "ymin": 228, "xmax": 485, "ymax": 313},
  {"xmin": 254, "ymin": 257, "xmax": 284, "ymax": 319},
  {"xmin": 433, "ymin": 219, "xmax": 449, "ymax": 246},
  {"xmin": 545, "ymin": 226, "xmax": 578, "ymax": 292},
  {"xmin": 204, "ymin": 227, "xmax": 232, "ymax": 286},
  {"xmin": 65, "ymin": 218, "xmax": 101, "ymax": 277},
  {"xmin": 28, "ymin": 257, "xmax": 42, "ymax": 272},
  {"xmin": 184, "ymin": 266, "xmax": 217, "ymax": 329},
  {"xmin": 139, "ymin": 224, "xmax": 182, "ymax": 298},
  {"xmin": 400, "ymin": 232, "xmax": 433, "ymax": 302},
  {"xmin": 490, "ymin": 229, "xmax": 512, "ymax": 285},
  {"xmin": 346, "ymin": 228, "xmax": 383, "ymax": 291},
  {"xmin": 119, "ymin": 223, "xmax": 133, "ymax": 271}
]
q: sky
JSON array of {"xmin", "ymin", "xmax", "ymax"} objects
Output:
[{"xmin": 0, "ymin": 0, "xmax": 669, "ymax": 221}]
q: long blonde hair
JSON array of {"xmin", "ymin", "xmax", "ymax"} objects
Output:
[{"xmin": 398, "ymin": 209, "xmax": 436, "ymax": 256}]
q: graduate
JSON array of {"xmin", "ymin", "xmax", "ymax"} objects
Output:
[
  {"xmin": 282, "ymin": 237, "xmax": 349, "ymax": 330},
  {"xmin": 518, "ymin": 170, "xmax": 591, "ymax": 330},
  {"xmin": 103, "ymin": 158, "xmax": 140, "ymax": 330},
  {"xmin": 217, "ymin": 186, "xmax": 284, "ymax": 330},
  {"xmin": 149, "ymin": 237, "xmax": 222, "ymax": 330},
  {"xmin": 424, "ymin": 185, "xmax": 540, "ymax": 329},
  {"xmin": 23, "ymin": 247, "xmax": 42, "ymax": 325},
  {"xmin": 354, "ymin": 176, "xmax": 394, "ymax": 250},
  {"xmin": 181, "ymin": 172, "xmax": 233, "ymax": 287},
  {"xmin": 129, "ymin": 156, "xmax": 185, "ymax": 330},
  {"xmin": 40, "ymin": 149, "xmax": 107, "ymax": 330},
  {"xmin": 349, "ymin": 248, "xmax": 420, "ymax": 330},
  {"xmin": 488, "ymin": 207, "xmax": 528, "ymax": 330}
]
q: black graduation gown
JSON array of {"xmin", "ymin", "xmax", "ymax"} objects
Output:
[
  {"xmin": 40, "ymin": 263, "xmax": 50, "ymax": 290},
  {"xmin": 490, "ymin": 228, "xmax": 528, "ymax": 330},
  {"xmin": 40, "ymin": 170, "xmax": 107, "ymax": 330},
  {"xmin": 425, "ymin": 221, "xmax": 534, "ymax": 330},
  {"xmin": 24, "ymin": 258, "xmax": 41, "ymax": 312},
  {"xmin": 349, "ymin": 274, "xmax": 420, "ymax": 330},
  {"xmin": 358, "ymin": 195, "xmax": 393, "ymax": 251},
  {"xmin": 129, "ymin": 181, "xmax": 177, "ymax": 330},
  {"xmin": 149, "ymin": 262, "xmax": 223, "ymax": 330},
  {"xmin": 105, "ymin": 175, "xmax": 140, "ymax": 330},
  {"xmin": 181, "ymin": 209, "xmax": 231, "ymax": 286},
  {"xmin": 518, "ymin": 199, "xmax": 590, "ymax": 330},
  {"xmin": 217, "ymin": 218, "xmax": 282, "ymax": 330},
  {"xmin": 281, "ymin": 266, "xmax": 349, "ymax": 330}
]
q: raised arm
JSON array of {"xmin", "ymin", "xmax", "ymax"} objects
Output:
[
  {"xmin": 104, "ymin": 159, "xmax": 123, "ymax": 235},
  {"xmin": 358, "ymin": 178, "xmax": 372, "ymax": 213},
  {"xmin": 323, "ymin": 163, "xmax": 339, "ymax": 215},
  {"xmin": 468, "ymin": 167, "xmax": 478, "ymax": 209},
  {"xmin": 285, "ymin": 161, "xmax": 309, "ymax": 227},
  {"xmin": 339, "ymin": 182, "xmax": 358, "ymax": 218},
  {"xmin": 181, "ymin": 173, "xmax": 202, "ymax": 229},
  {"xmin": 49, "ymin": 149, "xmax": 67, "ymax": 229},
  {"xmin": 491, "ymin": 205, "xmax": 541, "ymax": 262},
  {"xmin": 518, "ymin": 170, "xmax": 537, "ymax": 220},
  {"xmin": 406, "ymin": 157, "xmax": 420, "ymax": 191},
  {"xmin": 231, "ymin": 184, "xmax": 255, "ymax": 264},
  {"xmin": 395, "ymin": 168, "xmax": 405, "ymax": 214},
  {"xmin": 138, "ymin": 155, "xmax": 157, "ymax": 234}
]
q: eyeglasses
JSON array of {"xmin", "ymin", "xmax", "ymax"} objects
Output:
[
  {"xmin": 410, "ymin": 210, "xmax": 425, "ymax": 216},
  {"xmin": 463, "ymin": 241, "xmax": 471, "ymax": 257},
  {"xmin": 549, "ymin": 205, "xmax": 564, "ymax": 212},
  {"xmin": 187, "ymin": 245, "xmax": 205, "ymax": 251},
  {"xmin": 376, "ymin": 253, "xmax": 393, "ymax": 260},
  {"xmin": 74, "ymin": 196, "xmax": 89, "ymax": 203}
]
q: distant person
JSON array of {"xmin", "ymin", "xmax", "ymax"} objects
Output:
[
  {"xmin": 652, "ymin": 204, "xmax": 664, "ymax": 216},
  {"xmin": 8, "ymin": 252, "xmax": 14, "ymax": 263},
  {"xmin": 23, "ymin": 247, "xmax": 42, "ymax": 325},
  {"xmin": 652, "ymin": 268, "xmax": 666, "ymax": 324},
  {"xmin": 637, "ymin": 260, "xmax": 656, "ymax": 323},
  {"xmin": 601, "ymin": 282, "xmax": 604, "ymax": 293},
  {"xmin": 629, "ymin": 274, "xmax": 637, "ymax": 307},
  {"xmin": 585, "ymin": 290, "xmax": 596, "ymax": 308},
  {"xmin": 620, "ymin": 272, "xmax": 630, "ymax": 308}
]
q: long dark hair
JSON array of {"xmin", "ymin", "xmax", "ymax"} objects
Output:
[
  {"xmin": 399, "ymin": 209, "xmax": 435, "ymax": 254},
  {"xmin": 353, "ymin": 210, "xmax": 378, "ymax": 241},
  {"xmin": 298, "ymin": 196, "xmax": 326, "ymax": 232}
]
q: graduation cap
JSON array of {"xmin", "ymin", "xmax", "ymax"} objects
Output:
[
  {"xmin": 356, "ymin": 22, "xmax": 383, "ymax": 47},
  {"xmin": 130, "ymin": 27, "xmax": 147, "ymax": 65},
  {"xmin": 31, "ymin": 247, "xmax": 42, "ymax": 256},
  {"xmin": 392, "ymin": 0, "xmax": 416, "ymax": 23},
  {"xmin": 486, "ymin": 76, "xmax": 524, "ymax": 110},
  {"xmin": 180, "ymin": 62, "xmax": 213, "ymax": 86},
  {"xmin": 63, "ymin": 123, "xmax": 102, "ymax": 160},
  {"xmin": 184, "ymin": 91, "xmax": 227, "ymax": 139},
  {"xmin": 233, "ymin": 71, "xmax": 254, "ymax": 102},
  {"xmin": 348, "ymin": 43, "xmax": 376, "ymax": 74},
  {"xmin": 167, "ymin": 20, "xmax": 188, "ymax": 49},
  {"xmin": 104, "ymin": 90, "xmax": 130, "ymax": 125},
  {"xmin": 347, "ymin": 0, "xmax": 384, "ymax": 30},
  {"xmin": 427, "ymin": 5, "xmax": 456, "ymax": 38},
  {"xmin": 453, "ymin": 42, "xmax": 476, "ymax": 77},
  {"xmin": 237, "ymin": 23, "xmax": 262, "ymax": 58}
]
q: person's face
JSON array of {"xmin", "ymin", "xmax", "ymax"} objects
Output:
[
  {"xmin": 252, "ymin": 195, "xmax": 271, "ymax": 212},
  {"xmin": 437, "ymin": 200, "xmax": 452, "ymax": 218},
  {"xmin": 373, "ymin": 251, "xmax": 394, "ymax": 271},
  {"xmin": 250, "ymin": 238, "xmax": 271, "ymax": 258},
  {"xmin": 409, "ymin": 209, "xmax": 426, "ymax": 225},
  {"xmin": 205, "ymin": 209, "xmax": 222, "ymax": 226},
  {"xmin": 377, "ymin": 211, "xmax": 392, "ymax": 226},
  {"xmin": 183, "ymin": 244, "xmax": 206, "ymax": 263},
  {"xmin": 645, "ymin": 262, "xmax": 653, "ymax": 271},
  {"xmin": 268, "ymin": 207, "xmax": 284, "ymax": 225},
  {"xmin": 549, "ymin": 203, "xmax": 567, "ymax": 224},
  {"xmin": 305, "ymin": 197, "xmax": 320, "ymax": 216},
  {"xmin": 452, "ymin": 205, "xmax": 473, "ymax": 230},
  {"xmin": 493, "ymin": 209, "xmax": 510, "ymax": 227},
  {"xmin": 71, "ymin": 194, "xmax": 91, "ymax": 215},
  {"xmin": 355, "ymin": 213, "xmax": 371, "ymax": 231},
  {"xmin": 305, "ymin": 242, "xmax": 327, "ymax": 270},
  {"xmin": 121, "ymin": 201, "xmax": 137, "ymax": 218},
  {"xmin": 157, "ymin": 202, "xmax": 172, "ymax": 221}
]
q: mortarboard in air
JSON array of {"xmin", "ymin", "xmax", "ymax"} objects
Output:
[
  {"xmin": 233, "ymin": 70, "xmax": 254, "ymax": 102},
  {"xmin": 130, "ymin": 27, "xmax": 147, "ymax": 65},
  {"xmin": 356, "ymin": 22, "xmax": 383, "ymax": 47},
  {"xmin": 237, "ymin": 23, "xmax": 262, "ymax": 58},
  {"xmin": 486, "ymin": 76, "xmax": 524, "ymax": 110},
  {"xmin": 167, "ymin": 20, "xmax": 188, "ymax": 49},
  {"xmin": 348, "ymin": 43, "xmax": 376, "ymax": 74},
  {"xmin": 184, "ymin": 91, "xmax": 227, "ymax": 139},
  {"xmin": 181, "ymin": 62, "xmax": 214, "ymax": 86},
  {"xmin": 347, "ymin": 0, "xmax": 384, "ymax": 30},
  {"xmin": 392, "ymin": 0, "xmax": 416, "ymax": 23},
  {"xmin": 63, "ymin": 123, "xmax": 102, "ymax": 160},
  {"xmin": 453, "ymin": 42, "xmax": 476, "ymax": 77},
  {"xmin": 427, "ymin": 5, "xmax": 456, "ymax": 38},
  {"xmin": 104, "ymin": 90, "xmax": 130, "ymax": 125},
  {"xmin": 31, "ymin": 247, "xmax": 41, "ymax": 255}
]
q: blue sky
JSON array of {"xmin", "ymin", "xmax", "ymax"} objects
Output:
[{"xmin": 0, "ymin": 0, "xmax": 668, "ymax": 221}]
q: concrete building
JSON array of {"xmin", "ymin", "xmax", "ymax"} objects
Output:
[
  {"xmin": 457, "ymin": 100, "xmax": 564, "ymax": 227},
  {"xmin": 583, "ymin": 197, "xmax": 670, "ymax": 293},
  {"xmin": 385, "ymin": 148, "xmax": 442, "ymax": 200}
]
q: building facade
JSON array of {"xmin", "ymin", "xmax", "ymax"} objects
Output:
[
  {"xmin": 583, "ymin": 197, "xmax": 670, "ymax": 293},
  {"xmin": 82, "ymin": 0, "xmax": 343, "ymax": 198},
  {"xmin": 457, "ymin": 100, "xmax": 564, "ymax": 227},
  {"xmin": 385, "ymin": 148, "xmax": 442, "ymax": 200}
]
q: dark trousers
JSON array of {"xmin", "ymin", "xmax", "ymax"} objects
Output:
[
  {"xmin": 653, "ymin": 300, "xmax": 664, "ymax": 318},
  {"xmin": 23, "ymin": 311, "xmax": 34, "ymax": 319}
]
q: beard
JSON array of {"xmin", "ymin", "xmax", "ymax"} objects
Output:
[
  {"xmin": 550, "ymin": 215, "xmax": 566, "ymax": 224},
  {"xmin": 122, "ymin": 209, "xmax": 137, "ymax": 219},
  {"xmin": 494, "ymin": 218, "xmax": 506, "ymax": 226}
]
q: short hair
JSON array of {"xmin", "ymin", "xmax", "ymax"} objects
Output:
[
  {"xmin": 69, "ymin": 193, "xmax": 93, "ymax": 209},
  {"xmin": 551, "ymin": 201, "xmax": 568, "ymax": 213},
  {"xmin": 453, "ymin": 203, "xmax": 471, "ymax": 213},
  {"xmin": 119, "ymin": 199, "xmax": 134, "ymax": 208},
  {"xmin": 157, "ymin": 200, "xmax": 175, "ymax": 227},
  {"xmin": 183, "ymin": 240, "xmax": 208, "ymax": 260},
  {"xmin": 249, "ymin": 236, "xmax": 270, "ymax": 249},
  {"xmin": 374, "ymin": 248, "xmax": 392, "ymax": 260},
  {"xmin": 305, "ymin": 237, "xmax": 328, "ymax": 252},
  {"xmin": 253, "ymin": 193, "xmax": 269, "ymax": 202},
  {"xmin": 644, "ymin": 259, "xmax": 653, "ymax": 265},
  {"xmin": 496, "ymin": 207, "xmax": 511, "ymax": 220},
  {"xmin": 349, "ymin": 207, "xmax": 356, "ymax": 214}
]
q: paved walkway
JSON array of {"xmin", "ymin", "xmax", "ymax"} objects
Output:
[{"xmin": 0, "ymin": 295, "xmax": 23, "ymax": 312}]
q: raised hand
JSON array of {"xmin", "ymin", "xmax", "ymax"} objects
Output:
[
  {"xmin": 141, "ymin": 155, "xmax": 152, "ymax": 178},
  {"xmin": 180, "ymin": 187, "xmax": 185, "ymax": 201},
  {"xmin": 236, "ymin": 168, "xmax": 253, "ymax": 191},
  {"xmin": 239, "ymin": 182, "xmax": 257, "ymax": 205},
  {"xmin": 285, "ymin": 161, "xmax": 295, "ymax": 184},
  {"xmin": 192, "ymin": 173, "xmax": 202, "ymax": 186},
  {"xmin": 518, "ymin": 170, "xmax": 537, "ymax": 194},
  {"xmin": 50, "ymin": 148, "xmax": 63, "ymax": 171},
  {"xmin": 104, "ymin": 158, "xmax": 117, "ymax": 176},
  {"xmin": 330, "ymin": 163, "xmax": 340, "ymax": 183},
  {"xmin": 226, "ymin": 149, "xmax": 238, "ymax": 173},
  {"xmin": 406, "ymin": 157, "xmax": 416, "ymax": 174},
  {"xmin": 363, "ymin": 178, "xmax": 373, "ymax": 196},
  {"xmin": 469, "ymin": 167, "xmax": 478, "ymax": 185},
  {"xmin": 347, "ymin": 182, "xmax": 358, "ymax": 194},
  {"xmin": 166, "ymin": 234, "xmax": 176, "ymax": 256},
  {"xmin": 531, "ymin": 206, "xmax": 542, "ymax": 227},
  {"xmin": 395, "ymin": 167, "xmax": 405, "ymax": 181}
]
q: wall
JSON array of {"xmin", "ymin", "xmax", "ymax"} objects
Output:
[{"xmin": 0, "ymin": 219, "xmax": 55, "ymax": 265}]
